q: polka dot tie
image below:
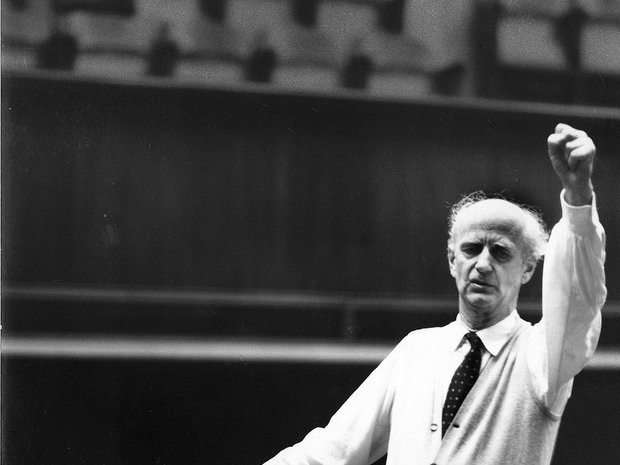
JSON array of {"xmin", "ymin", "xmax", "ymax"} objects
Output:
[{"xmin": 442, "ymin": 332, "xmax": 483, "ymax": 437}]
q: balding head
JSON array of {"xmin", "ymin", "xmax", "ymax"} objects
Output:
[{"xmin": 447, "ymin": 194, "xmax": 548, "ymax": 265}]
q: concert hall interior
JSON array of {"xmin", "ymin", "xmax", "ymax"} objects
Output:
[{"xmin": 2, "ymin": 1, "xmax": 620, "ymax": 464}]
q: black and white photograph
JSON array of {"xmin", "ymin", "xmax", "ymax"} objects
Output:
[{"xmin": 2, "ymin": 1, "xmax": 620, "ymax": 464}]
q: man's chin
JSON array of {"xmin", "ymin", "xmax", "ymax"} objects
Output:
[{"xmin": 463, "ymin": 294, "xmax": 496, "ymax": 310}]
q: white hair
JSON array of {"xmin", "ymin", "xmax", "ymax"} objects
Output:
[{"xmin": 447, "ymin": 192, "xmax": 549, "ymax": 263}]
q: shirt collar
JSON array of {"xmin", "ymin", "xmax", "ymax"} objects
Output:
[{"xmin": 453, "ymin": 310, "xmax": 519, "ymax": 356}]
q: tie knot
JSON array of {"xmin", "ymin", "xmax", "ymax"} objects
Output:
[{"xmin": 465, "ymin": 332, "xmax": 482, "ymax": 350}]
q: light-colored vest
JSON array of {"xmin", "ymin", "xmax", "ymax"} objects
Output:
[{"xmin": 388, "ymin": 320, "xmax": 562, "ymax": 465}]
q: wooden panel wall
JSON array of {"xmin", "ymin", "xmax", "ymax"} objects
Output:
[
  {"xmin": 2, "ymin": 356, "xmax": 619, "ymax": 465},
  {"xmin": 3, "ymin": 72, "xmax": 620, "ymax": 300}
]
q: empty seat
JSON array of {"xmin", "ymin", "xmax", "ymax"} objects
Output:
[
  {"xmin": 497, "ymin": 16, "xmax": 565, "ymax": 69},
  {"xmin": 1, "ymin": 0, "xmax": 55, "ymax": 69},
  {"xmin": 1, "ymin": 0, "xmax": 53, "ymax": 46},
  {"xmin": 273, "ymin": 64, "xmax": 337, "ymax": 92},
  {"xmin": 68, "ymin": 11, "xmax": 149, "ymax": 55},
  {"xmin": 365, "ymin": 31, "xmax": 429, "ymax": 73},
  {"xmin": 227, "ymin": 0, "xmax": 288, "ymax": 47},
  {"xmin": 368, "ymin": 71, "xmax": 431, "ymax": 97},
  {"xmin": 582, "ymin": 21, "xmax": 620, "ymax": 74},
  {"xmin": 317, "ymin": 1, "xmax": 377, "ymax": 62},
  {"xmin": 186, "ymin": 15, "xmax": 243, "ymax": 61},
  {"xmin": 278, "ymin": 24, "xmax": 336, "ymax": 67},
  {"xmin": 178, "ymin": 1, "xmax": 244, "ymax": 85}
]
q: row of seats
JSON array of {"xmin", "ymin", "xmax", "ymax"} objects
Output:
[
  {"xmin": 2, "ymin": 0, "xmax": 619, "ymax": 99},
  {"xmin": 497, "ymin": 4, "xmax": 620, "ymax": 73},
  {"xmin": 488, "ymin": 0, "xmax": 620, "ymax": 104},
  {"xmin": 2, "ymin": 0, "xmax": 457, "ymax": 94},
  {"xmin": 3, "ymin": 1, "xmax": 402, "ymax": 58},
  {"xmin": 2, "ymin": 0, "xmax": 440, "ymax": 69}
]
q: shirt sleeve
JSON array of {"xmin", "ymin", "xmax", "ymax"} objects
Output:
[
  {"xmin": 263, "ymin": 337, "xmax": 407, "ymax": 465},
  {"xmin": 529, "ymin": 189, "xmax": 607, "ymax": 415}
]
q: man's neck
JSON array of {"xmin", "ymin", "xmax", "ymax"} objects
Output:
[{"xmin": 458, "ymin": 304, "xmax": 514, "ymax": 330}]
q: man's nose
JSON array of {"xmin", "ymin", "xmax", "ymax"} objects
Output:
[{"xmin": 474, "ymin": 248, "xmax": 493, "ymax": 273}]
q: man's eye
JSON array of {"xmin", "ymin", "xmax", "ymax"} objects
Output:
[
  {"xmin": 461, "ymin": 244, "xmax": 481, "ymax": 255},
  {"xmin": 493, "ymin": 248, "xmax": 511, "ymax": 260}
]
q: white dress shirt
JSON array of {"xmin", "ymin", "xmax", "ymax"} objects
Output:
[{"xmin": 439, "ymin": 310, "xmax": 519, "ymax": 410}]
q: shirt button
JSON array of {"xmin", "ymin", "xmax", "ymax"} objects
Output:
[{"xmin": 430, "ymin": 423, "xmax": 438, "ymax": 432}]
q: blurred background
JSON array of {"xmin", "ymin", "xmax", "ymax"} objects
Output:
[{"xmin": 2, "ymin": 0, "xmax": 620, "ymax": 464}]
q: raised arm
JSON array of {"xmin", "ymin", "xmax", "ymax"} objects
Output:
[{"xmin": 537, "ymin": 123, "xmax": 607, "ymax": 410}]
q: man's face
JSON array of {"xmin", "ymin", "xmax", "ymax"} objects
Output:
[{"xmin": 448, "ymin": 200, "xmax": 535, "ymax": 328}]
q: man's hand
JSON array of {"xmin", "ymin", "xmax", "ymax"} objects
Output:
[{"xmin": 548, "ymin": 123, "xmax": 595, "ymax": 206}]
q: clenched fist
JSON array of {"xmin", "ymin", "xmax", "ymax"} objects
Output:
[{"xmin": 548, "ymin": 123, "xmax": 595, "ymax": 206}]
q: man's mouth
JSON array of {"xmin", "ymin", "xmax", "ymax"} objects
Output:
[{"xmin": 469, "ymin": 279, "xmax": 492, "ymax": 288}]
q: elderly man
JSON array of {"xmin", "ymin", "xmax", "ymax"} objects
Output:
[{"xmin": 263, "ymin": 123, "xmax": 607, "ymax": 465}]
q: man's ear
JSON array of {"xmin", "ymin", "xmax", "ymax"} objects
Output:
[
  {"xmin": 521, "ymin": 259, "xmax": 537, "ymax": 285},
  {"xmin": 448, "ymin": 249, "xmax": 456, "ymax": 278}
]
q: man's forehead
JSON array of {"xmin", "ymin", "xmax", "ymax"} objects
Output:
[
  {"xmin": 457, "ymin": 223, "xmax": 522, "ymax": 243},
  {"xmin": 454, "ymin": 199, "xmax": 527, "ymax": 240}
]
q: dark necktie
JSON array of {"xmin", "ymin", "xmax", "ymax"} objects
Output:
[{"xmin": 442, "ymin": 332, "xmax": 483, "ymax": 436}]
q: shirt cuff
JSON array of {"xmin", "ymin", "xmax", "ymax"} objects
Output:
[{"xmin": 560, "ymin": 189, "xmax": 600, "ymax": 234}]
